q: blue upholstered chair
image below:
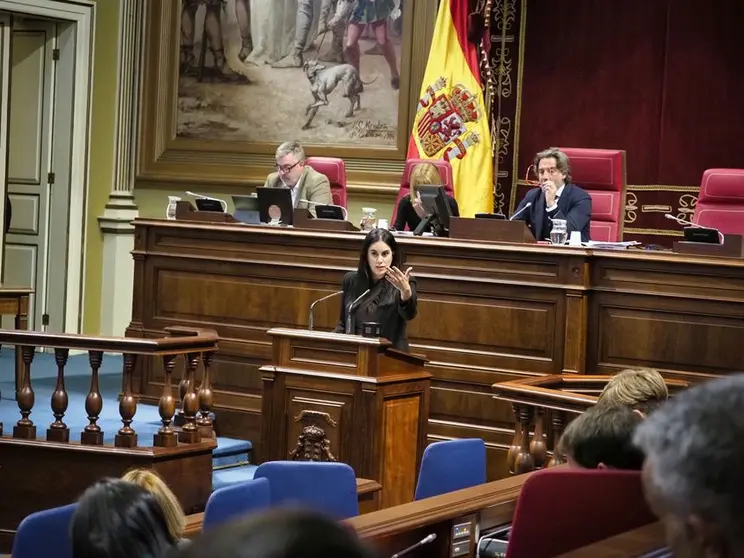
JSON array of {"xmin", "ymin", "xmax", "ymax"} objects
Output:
[
  {"xmin": 12, "ymin": 503, "xmax": 77, "ymax": 558},
  {"xmin": 203, "ymin": 477, "xmax": 271, "ymax": 531},
  {"xmin": 254, "ymin": 461, "xmax": 359, "ymax": 519},
  {"xmin": 414, "ymin": 438, "xmax": 487, "ymax": 500}
]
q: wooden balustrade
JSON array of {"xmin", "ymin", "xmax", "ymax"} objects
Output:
[
  {"xmin": 493, "ymin": 375, "xmax": 690, "ymax": 474},
  {"xmin": 0, "ymin": 328, "xmax": 219, "ymax": 449}
]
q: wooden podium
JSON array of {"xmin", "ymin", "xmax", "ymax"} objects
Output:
[
  {"xmin": 449, "ymin": 217, "xmax": 536, "ymax": 243},
  {"xmin": 259, "ymin": 328, "xmax": 430, "ymax": 508}
]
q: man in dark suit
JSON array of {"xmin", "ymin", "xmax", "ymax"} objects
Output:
[{"xmin": 513, "ymin": 148, "xmax": 592, "ymax": 242}]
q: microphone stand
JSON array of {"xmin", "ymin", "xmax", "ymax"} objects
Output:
[
  {"xmin": 345, "ymin": 289, "xmax": 370, "ymax": 335},
  {"xmin": 308, "ymin": 290, "xmax": 343, "ymax": 331}
]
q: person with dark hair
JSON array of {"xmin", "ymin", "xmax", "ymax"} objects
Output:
[
  {"xmin": 333, "ymin": 228, "xmax": 416, "ymax": 351},
  {"xmin": 557, "ymin": 404, "xmax": 645, "ymax": 470},
  {"xmin": 512, "ymin": 147, "xmax": 592, "ymax": 242},
  {"xmin": 168, "ymin": 508, "xmax": 375, "ymax": 558},
  {"xmin": 71, "ymin": 478, "xmax": 178, "ymax": 558},
  {"xmin": 633, "ymin": 375, "xmax": 744, "ymax": 558}
]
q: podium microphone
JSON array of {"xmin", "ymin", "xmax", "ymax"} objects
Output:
[
  {"xmin": 664, "ymin": 213, "xmax": 700, "ymax": 227},
  {"xmin": 308, "ymin": 290, "xmax": 343, "ymax": 331},
  {"xmin": 509, "ymin": 202, "xmax": 532, "ymax": 221},
  {"xmin": 390, "ymin": 533, "xmax": 437, "ymax": 558},
  {"xmin": 345, "ymin": 289, "xmax": 370, "ymax": 334}
]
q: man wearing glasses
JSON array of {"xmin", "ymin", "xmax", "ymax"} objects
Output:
[
  {"xmin": 512, "ymin": 147, "xmax": 592, "ymax": 242},
  {"xmin": 263, "ymin": 141, "xmax": 332, "ymax": 217}
]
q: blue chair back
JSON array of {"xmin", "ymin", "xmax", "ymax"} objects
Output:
[
  {"xmin": 203, "ymin": 477, "xmax": 271, "ymax": 530},
  {"xmin": 254, "ymin": 461, "xmax": 359, "ymax": 519},
  {"xmin": 12, "ymin": 503, "xmax": 77, "ymax": 558},
  {"xmin": 414, "ymin": 438, "xmax": 487, "ymax": 500}
]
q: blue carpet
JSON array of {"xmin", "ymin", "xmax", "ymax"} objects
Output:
[{"xmin": 0, "ymin": 348, "xmax": 257, "ymax": 488}]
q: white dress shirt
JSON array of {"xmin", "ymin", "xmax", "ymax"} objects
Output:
[{"xmin": 546, "ymin": 184, "xmax": 565, "ymax": 213}]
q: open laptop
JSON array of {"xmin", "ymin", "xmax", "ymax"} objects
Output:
[
  {"xmin": 231, "ymin": 194, "xmax": 260, "ymax": 225},
  {"xmin": 256, "ymin": 187, "xmax": 294, "ymax": 225}
]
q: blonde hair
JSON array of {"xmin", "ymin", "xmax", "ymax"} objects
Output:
[
  {"xmin": 122, "ymin": 468, "xmax": 185, "ymax": 541},
  {"xmin": 598, "ymin": 368, "xmax": 669, "ymax": 415},
  {"xmin": 409, "ymin": 163, "xmax": 443, "ymax": 200}
]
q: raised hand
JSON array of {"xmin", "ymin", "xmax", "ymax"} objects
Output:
[
  {"xmin": 385, "ymin": 266, "xmax": 413, "ymax": 301},
  {"xmin": 542, "ymin": 180, "xmax": 558, "ymax": 207}
]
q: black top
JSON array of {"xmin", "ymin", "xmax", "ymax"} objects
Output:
[
  {"xmin": 393, "ymin": 194, "xmax": 460, "ymax": 232},
  {"xmin": 333, "ymin": 271, "xmax": 418, "ymax": 351},
  {"xmin": 512, "ymin": 183, "xmax": 592, "ymax": 242}
]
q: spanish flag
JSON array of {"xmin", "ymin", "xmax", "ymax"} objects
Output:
[{"xmin": 407, "ymin": 0, "xmax": 493, "ymax": 217}]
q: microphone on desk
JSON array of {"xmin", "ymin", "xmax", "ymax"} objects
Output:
[
  {"xmin": 509, "ymin": 202, "xmax": 532, "ymax": 221},
  {"xmin": 390, "ymin": 533, "xmax": 437, "ymax": 558},
  {"xmin": 664, "ymin": 213, "xmax": 724, "ymax": 243},
  {"xmin": 345, "ymin": 289, "xmax": 370, "ymax": 334},
  {"xmin": 308, "ymin": 290, "xmax": 343, "ymax": 331},
  {"xmin": 299, "ymin": 198, "xmax": 349, "ymax": 220}
]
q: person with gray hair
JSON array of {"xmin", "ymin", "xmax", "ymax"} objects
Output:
[
  {"xmin": 633, "ymin": 375, "xmax": 744, "ymax": 558},
  {"xmin": 262, "ymin": 141, "xmax": 332, "ymax": 217},
  {"xmin": 512, "ymin": 147, "xmax": 592, "ymax": 242}
]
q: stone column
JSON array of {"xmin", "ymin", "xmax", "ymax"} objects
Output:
[{"xmin": 97, "ymin": 0, "xmax": 144, "ymax": 337}]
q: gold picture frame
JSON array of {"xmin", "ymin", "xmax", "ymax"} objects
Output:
[{"xmin": 137, "ymin": 0, "xmax": 438, "ymax": 190}]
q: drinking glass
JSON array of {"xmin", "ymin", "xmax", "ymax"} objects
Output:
[{"xmin": 550, "ymin": 219, "xmax": 568, "ymax": 245}]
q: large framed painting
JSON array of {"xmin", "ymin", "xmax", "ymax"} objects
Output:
[{"xmin": 138, "ymin": 0, "xmax": 437, "ymax": 188}]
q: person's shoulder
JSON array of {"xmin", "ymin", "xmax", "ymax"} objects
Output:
[
  {"xmin": 566, "ymin": 183, "xmax": 591, "ymax": 200},
  {"xmin": 524, "ymin": 187, "xmax": 541, "ymax": 201},
  {"xmin": 305, "ymin": 166, "xmax": 329, "ymax": 185},
  {"xmin": 265, "ymin": 171, "xmax": 280, "ymax": 185},
  {"xmin": 342, "ymin": 270, "xmax": 359, "ymax": 286}
]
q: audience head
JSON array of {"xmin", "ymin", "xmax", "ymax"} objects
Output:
[
  {"xmin": 634, "ymin": 375, "xmax": 744, "ymax": 558},
  {"xmin": 409, "ymin": 163, "xmax": 443, "ymax": 200},
  {"xmin": 169, "ymin": 508, "xmax": 375, "ymax": 558},
  {"xmin": 534, "ymin": 147, "xmax": 571, "ymax": 186},
  {"xmin": 598, "ymin": 367, "xmax": 668, "ymax": 416},
  {"xmin": 358, "ymin": 228, "xmax": 401, "ymax": 283},
  {"xmin": 71, "ymin": 477, "xmax": 176, "ymax": 558},
  {"xmin": 275, "ymin": 140, "xmax": 306, "ymax": 187},
  {"xmin": 558, "ymin": 404, "xmax": 645, "ymax": 470},
  {"xmin": 122, "ymin": 468, "xmax": 185, "ymax": 542}
]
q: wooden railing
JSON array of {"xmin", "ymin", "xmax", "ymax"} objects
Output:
[
  {"xmin": 492, "ymin": 375, "xmax": 690, "ymax": 475},
  {"xmin": 0, "ymin": 327, "xmax": 219, "ymax": 448}
]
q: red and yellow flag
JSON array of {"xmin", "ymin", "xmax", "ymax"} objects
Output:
[{"xmin": 407, "ymin": 0, "xmax": 493, "ymax": 217}]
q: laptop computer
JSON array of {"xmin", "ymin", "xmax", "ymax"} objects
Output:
[
  {"xmin": 231, "ymin": 194, "xmax": 260, "ymax": 225},
  {"xmin": 257, "ymin": 187, "xmax": 294, "ymax": 225}
]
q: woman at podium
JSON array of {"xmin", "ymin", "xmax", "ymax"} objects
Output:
[{"xmin": 334, "ymin": 228, "xmax": 417, "ymax": 351}]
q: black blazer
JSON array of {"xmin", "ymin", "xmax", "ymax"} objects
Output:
[
  {"xmin": 393, "ymin": 194, "xmax": 459, "ymax": 232},
  {"xmin": 513, "ymin": 183, "xmax": 592, "ymax": 242},
  {"xmin": 333, "ymin": 271, "xmax": 418, "ymax": 351}
]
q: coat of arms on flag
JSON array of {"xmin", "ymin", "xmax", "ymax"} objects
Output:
[{"xmin": 414, "ymin": 77, "xmax": 483, "ymax": 162}]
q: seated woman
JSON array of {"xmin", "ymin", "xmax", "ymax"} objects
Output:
[
  {"xmin": 122, "ymin": 468, "xmax": 187, "ymax": 548},
  {"xmin": 333, "ymin": 228, "xmax": 417, "ymax": 351},
  {"xmin": 393, "ymin": 162, "xmax": 459, "ymax": 232},
  {"xmin": 71, "ymin": 477, "xmax": 178, "ymax": 558}
]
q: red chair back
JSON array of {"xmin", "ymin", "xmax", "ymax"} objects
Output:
[
  {"xmin": 506, "ymin": 468, "xmax": 656, "ymax": 558},
  {"xmin": 558, "ymin": 148, "xmax": 627, "ymax": 242},
  {"xmin": 391, "ymin": 159, "xmax": 454, "ymax": 229},
  {"xmin": 305, "ymin": 157, "xmax": 347, "ymax": 208},
  {"xmin": 693, "ymin": 169, "xmax": 744, "ymax": 234}
]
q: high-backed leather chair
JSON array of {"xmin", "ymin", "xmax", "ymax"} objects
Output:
[
  {"xmin": 693, "ymin": 169, "xmax": 744, "ymax": 234},
  {"xmin": 305, "ymin": 156, "xmax": 347, "ymax": 208},
  {"xmin": 558, "ymin": 147, "xmax": 627, "ymax": 242},
  {"xmin": 391, "ymin": 158, "xmax": 454, "ymax": 229}
]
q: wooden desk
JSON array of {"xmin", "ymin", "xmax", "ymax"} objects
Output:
[
  {"xmin": 557, "ymin": 522, "xmax": 667, "ymax": 557},
  {"xmin": 128, "ymin": 220, "xmax": 744, "ymax": 478},
  {"xmin": 0, "ymin": 286, "xmax": 33, "ymax": 393}
]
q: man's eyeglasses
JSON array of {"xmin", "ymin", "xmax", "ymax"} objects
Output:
[{"xmin": 276, "ymin": 161, "xmax": 301, "ymax": 173}]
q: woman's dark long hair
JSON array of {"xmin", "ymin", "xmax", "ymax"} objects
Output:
[
  {"xmin": 355, "ymin": 228, "xmax": 403, "ymax": 305},
  {"xmin": 167, "ymin": 508, "xmax": 376, "ymax": 558},
  {"xmin": 71, "ymin": 478, "xmax": 177, "ymax": 558}
]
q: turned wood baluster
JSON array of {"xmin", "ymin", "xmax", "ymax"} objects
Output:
[
  {"xmin": 507, "ymin": 403, "xmax": 522, "ymax": 474},
  {"xmin": 81, "ymin": 350, "xmax": 104, "ymax": 445},
  {"xmin": 47, "ymin": 348, "xmax": 70, "ymax": 442},
  {"xmin": 178, "ymin": 352, "xmax": 201, "ymax": 444},
  {"xmin": 546, "ymin": 410, "xmax": 567, "ymax": 467},
  {"xmin": 514, "ymin": 405, "xmax": 536, "ymax": 474},
  {"xmin": 174, "ymin": 361, "xmax": 189, "ymax": 428},
  {"xmin": 115, "ymin": 353, "xmax": 139, "ymax": 448},
  {"xmin": 14, "ymin": 345, "xmax": 36, "ymax": 439},
  {"xmin": 154, "ymin": 354, "xmax": 178, "ymax": 447},
  {"xmin": 529, "ymin": 408, "xmax": 548, "ymax": 468},
  {"xmin": 196, "ymin": 351, "xmax": 215, "ymax": 439}
]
